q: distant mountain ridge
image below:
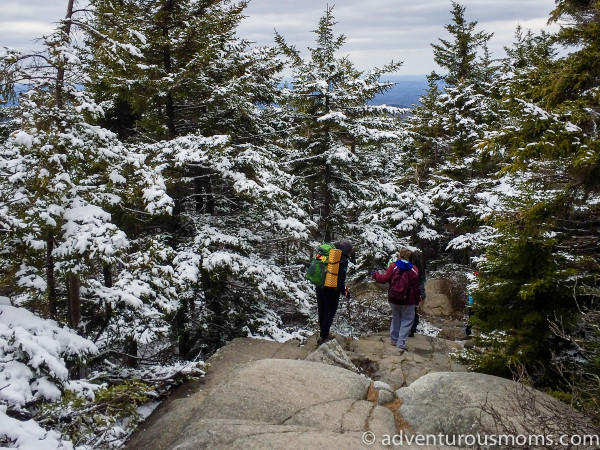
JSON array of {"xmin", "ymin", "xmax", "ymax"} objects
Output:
[
  {"xmin": 278, "ymin": 75, "xmax": 429, "ymax": 109},
  {"xmin": 3, "ymin": 75, "xmax": 429, "ymax": 109},
  {"xmin": 369, "ymin": 75, "xmax": 428, "ymax": 108}
]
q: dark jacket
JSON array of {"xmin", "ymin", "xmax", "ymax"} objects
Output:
[
  {"xmin": 334, "ymin": 240, "xmax": 353, "ymax": 291},
  {"xmin": 410, "ymin": 251, "xmax": 426, "ymax": 302},
  {"xmin": 373, "ymin": 260, "xmax": 420, "ymax": 305}
]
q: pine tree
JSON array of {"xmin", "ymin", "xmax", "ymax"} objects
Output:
[
  {"xmin": 141, "ymin": 133, "xmax": 314, "ymax": 356},
  {"xmin": 274, "ymin": 6, "xmax": 434, "ymax": 267},
  {"xmin": 431, "ymin": 1, "xmax": 494, "ymax": 86},
  {"xmin": 86, "ymin": 0, "xmax": 282, "ymax": 142},
  {"xmin": 543, "ymin": 0, "xmax": 600, "ymax": 302},
  {"xmin": 0, "ymin": 0, "xmax": 177, "ymax": 357},
  {"xmin": 84, "ymin": 0, "xmax": 315, "ymax": 356},
  {"xmin": 498, "ymin": 26, "xmax": 555, "ymax": 103},
  {"xmin": 406, "ymin": 2, "xmax": 499, "ymax": 265},
  {"xmin": 466, "ymin": 1, "xmax": 600, "ymax": 382},
  {"xmin": 428, "ymin": 1, "xmax": 495, "ymax": 161},
  {"xmin": 0, "ymin": 1, "xmax": 186, "ymax": 442},
  {"xmin": 470, "ymin": 201, "xmax": 579, "ymax": 377},
  {"xmin": 405, "ymin": 75, "xmax": 445, "ymax": 175}
]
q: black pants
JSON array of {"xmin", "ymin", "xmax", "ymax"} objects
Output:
[
  {"xmin": 465, "ymin": 306, "xmax": 473, "ymax": 336},
  {"xmin": 316, "ymin": 287, "xmax": 340, "ymax": 340},
  {"xmin": 411, "ymin": 310, "xmax": 419, "ymax": 334}
]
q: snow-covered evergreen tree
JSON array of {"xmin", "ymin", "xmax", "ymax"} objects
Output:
[
  {"xmin": 466, "ymin": 0, "xmax": 600, "ymax": 379},
  {"xmin": 0, "ymin": 0, "xmax": 177, "ymax": 335},
  {"xmin": 406, "ymin": 2, "xmax": 500, "ymax": 264},
  {"xmin": 140, "ymin": 134, "xmax": 314, "ymax": 356},
  {"xmin": 86, "ymin": 0, "xmax": 282, "ymax": 142},
  {"xmin": 0, "ymin": 0, "xmax": 191, "ymax": 445},
  {"xmin": 84, "ymin": 0, "xmax": 314, "ymax": 355},
  {"xmin": 275, "ymin": 6, "xmax": 435, "ymax": 270},
  {"xmin": 430, "ymin": 2, "xmax": 493, "ymax": 86}
]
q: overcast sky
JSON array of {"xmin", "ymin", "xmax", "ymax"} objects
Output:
[{"xmin": 1, "ymin": 0, "xmax": 560, "ymax": 75}]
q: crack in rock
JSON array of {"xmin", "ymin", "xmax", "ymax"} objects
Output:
[
  {"xmin": 364, "ymin": 402, "xmax": 377, "ymax": 432},
  {"xmin": 340, "ymin": 399, "xmax": 361, "ymax": 433},
  {"xmin": 280, "ymin": 397, "xmax": 360, "ymax": 426}
]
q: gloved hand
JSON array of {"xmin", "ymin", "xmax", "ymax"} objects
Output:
[{"xmin": 371, "ymin": 271, "xmax": 376, "ymax": 278}]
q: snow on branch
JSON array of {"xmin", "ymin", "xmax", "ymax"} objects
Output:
[
  {"xmin": 0, "ymin": 304, "xmax": 97, "ymax": 407},
  {"xmin": 445, "ymin": 226, "xmax": 502, "ymax": 251}
]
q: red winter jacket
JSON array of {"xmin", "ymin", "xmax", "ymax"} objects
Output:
[{"xmin": 373, "ymin": 260, "xmax": 421, "ymax": 305}]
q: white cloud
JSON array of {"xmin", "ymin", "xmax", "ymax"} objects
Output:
[
  {"xmin": 0, "ymin": 21, "xmax": 57, "ymax": 49},
  {"xmin": 1, "ymin": 0, "xmax": 65, "ymax": 51},
  {"xmin": 0, "ymin": 21, "xmax": 54, "ymax": 34},
  {"xmin": 1, "ymin": 0, "xmax": 560, "ymax": 73},
  {"xmin": 237, "ymin": 0, "xmax": 559, "ymax": 74}
]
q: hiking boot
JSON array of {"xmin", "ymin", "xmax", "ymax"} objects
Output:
[
  {"xmin": 408, "ymin": 332, "xmax": 415, "ymax": 337},
  {"xmin": 398, "ymin": 348, "xmax": 406, "ymax": 355},
  {"xmin": 380, "ymin": 337, "xmax": 395, "ymax": 345},
  {"xmin": 317, "ymin": 336, "xmax": 328, "ymax": 345}
]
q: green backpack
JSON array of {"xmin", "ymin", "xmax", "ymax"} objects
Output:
[{"xmin": 305, "ymin": 243, "xmax": 335, "ymax": 286}]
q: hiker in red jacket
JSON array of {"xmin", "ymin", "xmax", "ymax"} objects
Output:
[{"xmin": 372, "ymin": 248, "xmax": 420, "ymax": 353}]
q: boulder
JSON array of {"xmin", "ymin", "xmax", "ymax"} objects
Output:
[
  {"xmin": 421, "ymin": 279, "xmax": 455, "ymax": 317},
  {"xmin": 196, "ymin": 359, "xmax": 370, "ymax": 423},
  {"xmin": 168, "ymin": 419, "xmax": 383, "ymax": 450},
  {"xmin": 347, "ymin": 332, "xmax": 467, "ymax": 389},
  {"xmin": 306, "ymin": 339, "xmax": 358, "ymax": 372},
  {"xmin": 126, "ymin": 335, "xmax": 595, "ymax": 450},
  {"xmin": 284, "ymin": 398, "xmax": 396, "ymax": 437},
  {"xmin": 169, "ymin": 359, "xmax": 398, "ymax": 449},
  {"xmin": 375, "ymin": 389, "xmax": 395, "ymax": 405},
  {"xmin": 437, "ymin": 326, "xmax": 468, "ymax": 341},
  {"xmin": 396, "ymin": 372, "xmax": 597, "ymax": 448},
  {"xmin": 373, "ymin": 380, "xmax": 394, "ymax": 394},
  {"xmin": 126, "ymin": 337, "xmax": 314, "ymax": 450}
]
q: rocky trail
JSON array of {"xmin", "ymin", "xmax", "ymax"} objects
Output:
[{"xmin": 125, "ymin": 329, "xmax": 593, "ymax": 449}]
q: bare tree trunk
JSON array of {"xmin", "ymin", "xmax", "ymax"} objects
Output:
[
  {"xmin": 67, "ymin": 273, "xmax": 81, "ymax": 329},
  {"xmin": 46, "ymin": 231, "xmax": 57, "ymax": 319},
  {"xmin": 163, "ymin": 0, "xmax": 176, "ymax": 139},
  {"xmin": 124, "ymin": 338, "xmax": 138, "ymax": 367},
  {"xmin": 323, "ymin": 163, "xmax": 333, "ymax": 242},
  {"xmin": 89, "ymin": 265, "xmax": 114, "ymax": 343},
  {"xmin": 166, "ymin": 90, "xmax": 176, "ymax": 139},
  {"xmin": 66, "ymin": 272, "xmax": 84, "ymax": 379},
  {"xmin": 55, "ymin": 0, "xmax": 75, "ymax": 109},
  {"xmin": 103, "ymin": 264, "xmax": 113, "ymax": 288},
  {"xmin": 194, "ymin": 168, "xmax": 215, "ymax": 213},
  {"xmin": 201, "ymin": 268, "xmax": 226, "ymax": 355}
]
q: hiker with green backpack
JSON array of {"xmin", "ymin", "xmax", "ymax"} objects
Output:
[{"xmin": 306, "ymin": 240, "xmax": 353, "ymax": 345}]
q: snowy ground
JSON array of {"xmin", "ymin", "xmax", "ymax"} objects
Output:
[
  {"xmin": 258, "ymin": 296, "xmax": 442, "ymax": 344},
  {"xmin": 253, "ymin": 285, "xmax": 444, "ymax": 344},
  {"xmin": 415, "ymin": 319, "xmax": 442, "ymax": 337}
]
